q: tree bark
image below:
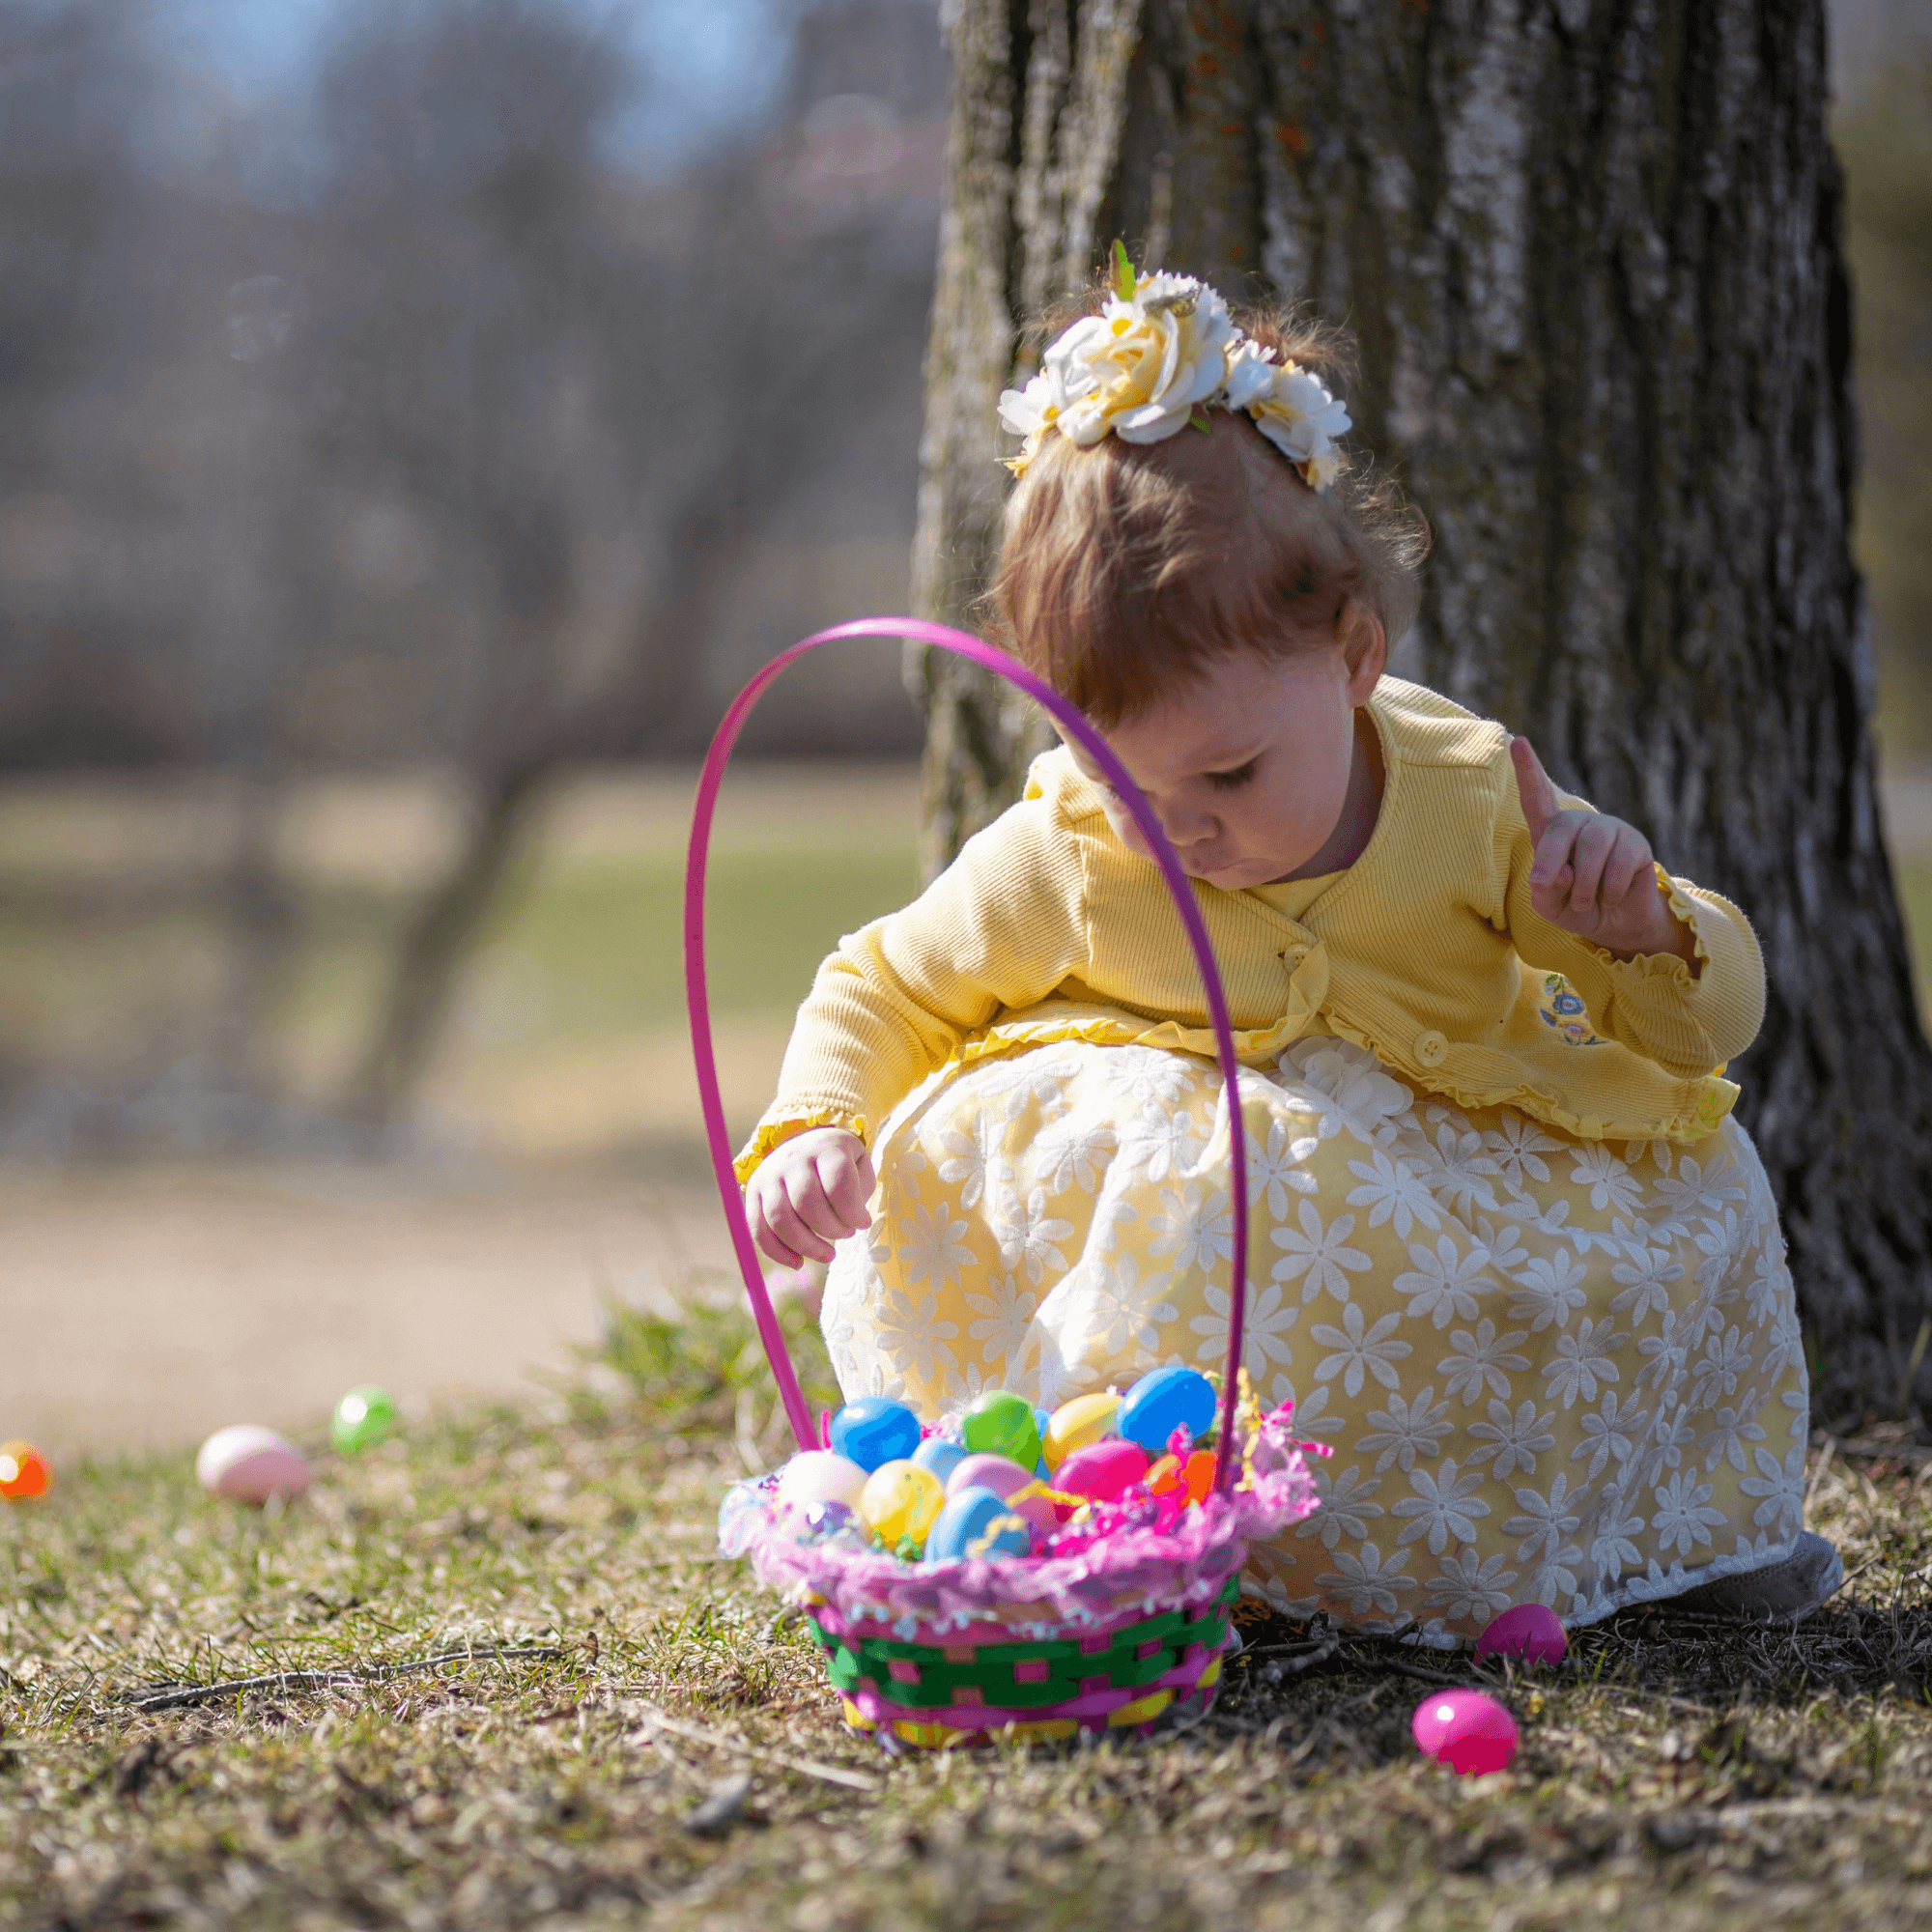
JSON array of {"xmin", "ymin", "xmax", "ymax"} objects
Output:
[{"xmin": 909, "ymin": 0, "xmax": 1932, "ymax": 1423}]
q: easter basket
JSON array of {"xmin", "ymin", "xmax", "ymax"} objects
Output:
[{"xmin": 689, "ymin": 619, "xmax": 1321, "ymax": 1749}]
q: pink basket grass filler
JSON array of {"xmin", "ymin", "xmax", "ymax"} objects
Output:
[{"xmin": 689, "ymin": 619, "xmax": 1321, "ymax": 1747}]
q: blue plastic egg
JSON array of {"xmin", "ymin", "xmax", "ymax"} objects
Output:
[
  {"xmin": 925, "ymin": 1485, "xmax": 1034, "ymax": 1561},
  {"xmin": 830, "ymin": 1396, "xmax": 922, "ymax": 1472},
  {"xmin": 912, "ymin": 1435, "xmax": 969, "ymax": 1486},
  {"xmin": 1117, "ymin": 1366, "xmax": 1218, "ymax": 1454}
]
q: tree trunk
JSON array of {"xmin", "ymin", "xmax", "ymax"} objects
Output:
[{"xmin": 909, "ymin": 0, "xmax": 1932, "ymax": 1424}]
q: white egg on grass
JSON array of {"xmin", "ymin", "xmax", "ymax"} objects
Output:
[{"xmin": 195, "ymin": 1425, "xmax": 312, "ymax": 1505}]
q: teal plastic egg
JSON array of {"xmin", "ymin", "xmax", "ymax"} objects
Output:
[
  {"xmin": 1116, "ymin": 1366, "xmax": 1217, "ymax": 1454},
  {"xmin": 830, "ymin": 1396, "xmax": 922, "ymax": 1472},
  {"xmin": 912, "ymin": 1435, "xmax": 968, "ymax": 1486},
  {"xmin": 926, "ymin": 1485, "xmax": 1034, "ymax": 1561},
  {"xmin": 961, "ymin": 1390, "xmax": 1040, "ymax": 1469}
]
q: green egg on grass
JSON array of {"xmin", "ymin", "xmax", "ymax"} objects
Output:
[{"xmin": 332, "ymin": 1383, "xmax": 398, "ymax": 1453}]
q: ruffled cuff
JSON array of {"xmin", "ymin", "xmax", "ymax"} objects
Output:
[
  {"xmin": 732, "ymin": 1106, "xmax": 871, "ymax": 1186},
  {"xmin": 1585, "ymin": 869, "xmax": 1764, "ymax": 1073},
  {"xmin": 1588, "ymin": 866, "xmax": 1709, "ymax": 982}
]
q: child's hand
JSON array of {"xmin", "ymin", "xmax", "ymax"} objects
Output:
[
  {"xmin": 746, "ymin": 1127, "xmax": 876, "ymax": 1269},
  {"xmin": 1511, "ymin": 737, "xmax": 1693, "ymax": 961}
]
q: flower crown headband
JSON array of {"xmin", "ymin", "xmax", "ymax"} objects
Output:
[{"xmin": 998, "ymin": 242, "xmax": 1351, "ymax": 492}]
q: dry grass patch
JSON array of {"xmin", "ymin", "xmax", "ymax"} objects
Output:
[{"xmin": 3, "ymin": 1299, "xmax": 1931, "ymax": 1930}]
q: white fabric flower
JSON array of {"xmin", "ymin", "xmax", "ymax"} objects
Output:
[
  {"xmin": 999, "ymin": 271, "xmax": 1239, "ymax": 472},
  {"xmin": 1223, "ymin": 339, "xmax": 1351, "ymax": 485}
]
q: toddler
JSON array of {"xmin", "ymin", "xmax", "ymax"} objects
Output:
[{"xmin": 738, "ymin": 260, "xmax": 1838, "ymax": 1645}]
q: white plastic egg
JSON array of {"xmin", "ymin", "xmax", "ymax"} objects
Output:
[{"xmin": 195, "ymin": 1425, "xmax": 312, "ymax": 1505}]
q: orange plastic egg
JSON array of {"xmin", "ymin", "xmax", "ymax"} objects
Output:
[
  {"xmin": 0, "ymin": 1441, "xmax": 52, "ymax": 1501},
  {"xmin": 1146, "ymin": 1447, "xmax": 1217, "ymax": 1503}
]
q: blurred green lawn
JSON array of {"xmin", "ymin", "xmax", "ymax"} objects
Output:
[{"xmin": 3, "ymin": 765, "xmax": 1930, "ymax": 1166}]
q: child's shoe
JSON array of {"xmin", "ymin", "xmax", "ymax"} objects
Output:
[{"xmin": 1661, "ymin": 1531, "xmax": 1843, "ymax": 1622}]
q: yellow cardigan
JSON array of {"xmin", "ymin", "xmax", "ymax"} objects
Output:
[{"xmin": 737, "ymin": 677, "xmax": 1764, "ymax": 1179}]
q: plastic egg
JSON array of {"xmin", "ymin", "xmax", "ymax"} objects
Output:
[
  {"xmin": 911, "ymin": 1435, "xmax": 969, "ymax": 1486},
  {"xmin": 775, "ymin": 1450, "xmax": 869, "ymax": 1512},
  {"xmin": 331, "ymin": 1384, "xmax": 397, "ymax": 1453},
  {"xmin": 1411, "ymin": 1690, "xmax": 1519, "ymax": 1775},
  {"xmin": 1147, "ymin": 1447, "xmax": 1218, "ymax": 1503},
  {"xmin": 858, "ymin": 1460, "xmax": 946, "ymax": 1550},
  {"xmin": 829, "ymin": 1395, "xmax": 922, "ymax": 1472},
  {"xmin": 1054, "ymin": 1437, "xmax": 1150, "ymax": 1501},
  {"xmin": 960, "ymin": 1390, "xmax": 1040, "ymax": 1470},
  {"xmin": 1041, "ymin": 1392, "xmax": 1121, "ymax": 1471},
  {"xmin": 945, "ymin": 1454, "xmax": 1059, "ymax": 1538},
  {"xmin": 195, "ymin": 1426, "xmax": 311, "ymax": 1505},
  {"xmin": 0, "ymin": 1441, "xmax": 52, "ymax": 1502},
  {"xmin": 1474, "ymin": 1604, "xmax": 1568, "ymax": 1666},
  {"xmin": 925, "ymin": 1486, "xmax": 1034, "ymax": 1561},
  {"xmin": 1116, "ymin": 1365, "xmax": 1217, "ymax": 1454},
  {"xmin": 798, "ymin": 1499, "xmax": 862, "ymax": 1546}
]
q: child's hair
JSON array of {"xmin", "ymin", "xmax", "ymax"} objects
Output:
[{"xmin": 989, "ymin": 290, "xmax": 1429, "ymax": 726}]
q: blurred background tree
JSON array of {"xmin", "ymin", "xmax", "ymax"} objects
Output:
[{"xmin": 0, "ymin": 0, "xmax": 944, "ymax": 1151}]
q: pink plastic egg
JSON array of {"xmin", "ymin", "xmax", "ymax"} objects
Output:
[
  {"xmin": 945, "ymin": 1452, "xmax": 1034, "ymax": 1498},
  {"xmin": 195, "ymin": 1426, "xmax": 311, "ymax": 1505},
  {"xmin": 1410, "ymin": 1690, "xmax": 1519, "ymax": 1775},
  {"xmin": 1474, "ymin": 1604, "xmax": 1568, "ymax": 1666},
  {"xmin": 1053, "ymin": 1437, "xmax": 1150, "ymax": 1501},
  {"xmin": 944, "ymin": 1453, "xmax": 1056, "ymax": 1538}
]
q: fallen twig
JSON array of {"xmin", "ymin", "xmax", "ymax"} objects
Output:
[
  {"xmin": 122, "ymin": 1643, "xmax": 563, "ymax": 1713},
  {"xmin": 625, "ymin": 1699, "xmax": 880, "ymax": 1792},
  {"xmin": 1340, "ymin": 1648, "xmax": 1470, "ymax": 1688}
]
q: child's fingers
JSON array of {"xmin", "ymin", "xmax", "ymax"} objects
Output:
[
  {"xmin": 748, "ymin": 1190, "xmax": 809, "ymax": 1270},
  {"xmin": 816, "ymin": 1147, "xmax": 874, "ymax": 1231},
  {"xmin": 785, "ymin": 1171, "xmax": 856, "ymax": 1251},
  {"xmin": 1597, "ymin": 829, "xmax": 1654, "ymax": 911},
  {"xmin": 1564, "ymin": 814, "xmax": 1619, "ymax": 916},
  {"xmin": 1510, "ymin": 736, "xmax": 1565, "ymax": 845},
  {"xmin": 1528, "ymin": 810, "xmax": 1581, "ymax": 892},
  {"xmin": 765, "ymin": 1208, "xmax": 835, "ymax": 1266}
]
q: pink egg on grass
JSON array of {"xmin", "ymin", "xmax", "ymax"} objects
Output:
[
  {"xmin": 1474, "ymin": 1604, "xmax": 1568, "ymax": 1666},
  {"xmin": 1411, "ymin": 1690, "xmax": 1519, "ymax": 1775},
  {"xmin": 195, "ymin": 1426, "xmax": 312, "ymax": 1505}
]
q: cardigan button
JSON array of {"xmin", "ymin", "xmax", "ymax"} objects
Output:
[{"xmin": 1415, "ymin": 1029, "xmax": 1449, "ymax": 1066}]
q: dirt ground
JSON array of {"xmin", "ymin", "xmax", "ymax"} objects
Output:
[{"xmin": 0, "ymin": 1161, "xmax": 736, "ymax": 1463}]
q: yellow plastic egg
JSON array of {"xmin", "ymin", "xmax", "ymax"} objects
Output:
[
  {"xmin": 1041, "ymin": 1392, "xmax": 1121, "ymax": 1471},
  {"xmin": 858, "ymin": 1460, "xmax": 946, "ymax": 1550}
]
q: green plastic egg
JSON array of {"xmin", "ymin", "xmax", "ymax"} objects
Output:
[
  {"xmin": 331, "ymin": 1384, "xmax": 398, "ymax": 1453},
  {"xmin": 960, "ymin": 1390, "xmax": 1040, "ymax": 1470}
]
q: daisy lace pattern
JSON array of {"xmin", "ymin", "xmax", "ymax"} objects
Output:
[{"xmin": 820, "ymin": 1034, "xmax": 1809, "ymax": 1647}]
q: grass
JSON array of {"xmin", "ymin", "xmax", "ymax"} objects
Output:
[
  {"xmin": 0, "ymin": 766, "xmax": 921, "ymax": 1155},
  {"xmin": 4, "ymin": 1300, "xmax": 1932, "ymax": 1930}
]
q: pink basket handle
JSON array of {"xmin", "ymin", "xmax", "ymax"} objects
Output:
[{"xmin": 684, "ymin": 619, "xmax": 1252, "ymax": 1492}]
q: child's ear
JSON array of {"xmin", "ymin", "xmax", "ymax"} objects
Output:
[{"xmin": 1341, "ymin": 601, "xmax": 1387, "ymax": 704}]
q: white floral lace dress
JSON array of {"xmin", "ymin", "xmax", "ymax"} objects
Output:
[{"xmin": 819, "ymin": 1019, "xmax": 1809, "ymax": 1647}]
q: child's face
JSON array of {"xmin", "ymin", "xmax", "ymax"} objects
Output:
[{"xmin": 1061, "ymin": 628, "xmax": 1385, "ymax": 891}]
